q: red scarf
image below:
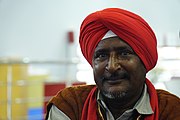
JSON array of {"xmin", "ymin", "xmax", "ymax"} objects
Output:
[{"xmin": 81, "ymin": 79, "xmax": 159, "ymax": 120}]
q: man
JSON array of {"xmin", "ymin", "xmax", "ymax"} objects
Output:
[{"xmin": 46, "ymin": 8, "xmax": 180, "ymax": 120}]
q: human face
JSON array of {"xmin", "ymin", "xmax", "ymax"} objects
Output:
[{"xmin": 92, "ymin": 37, "xmax": 146, "ymax": 100}]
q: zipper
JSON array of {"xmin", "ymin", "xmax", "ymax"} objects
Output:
[
  {"xmin": 98, "ymin": 103, "xmax": 105, "ymax": 120},
  {"xmin": 137, "ymin": 115, "xmax": 142, "ymax": 120}
]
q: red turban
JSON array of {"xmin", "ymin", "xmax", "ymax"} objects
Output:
[{"xmin": 79, "ymin": 8, "xmax": 158, "ymax": 72}]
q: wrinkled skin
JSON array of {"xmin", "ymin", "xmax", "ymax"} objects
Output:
[{"xmin": 92, "ymin": 37, "xmax": 146, "ymax": 103}]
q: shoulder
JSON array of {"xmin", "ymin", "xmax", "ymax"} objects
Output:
[
  {"xmin": 156, "ymin": 89, "xmax": 180, "ymax": 105},
  {"xmin": 156, "ymin": 89, "xmax": 180, "ymax": 119},
  {"xmin": 52, "ymin": 84, "xmax": 96, "ymax": 107},
  {"xmin": 57, "ymin": 84, "xmax": 96, "ymax": 98},
  {"xmin": 46, "ymin": 85, "xmax": 96, "ymax": 120}
]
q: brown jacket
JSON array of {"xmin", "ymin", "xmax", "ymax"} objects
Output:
[{"xmin": 46, "ymin": 85, "xmax": 180, "ymax": 120}]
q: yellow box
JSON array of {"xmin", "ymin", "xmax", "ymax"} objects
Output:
[{"xmin": 0, "ymin": 64, "xmax": 28, "ymax": 119}]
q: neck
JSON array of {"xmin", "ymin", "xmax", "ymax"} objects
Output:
[
  {"xmin": 104, "ymin": 98, "xmax": 135, "ymax": 119},
  {"xmin": 102, "ymin": 88, "xmax": 143, "ymax": 119}
]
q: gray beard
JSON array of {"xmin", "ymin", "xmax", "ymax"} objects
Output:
[{"xmin": 102, "ymin": 90, "xmax": 127, "ymax": 99}]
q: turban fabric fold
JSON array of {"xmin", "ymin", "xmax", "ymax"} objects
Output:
[{"xmin": 79, "ymin": 8, "xmax": 158, "ymax": 72}]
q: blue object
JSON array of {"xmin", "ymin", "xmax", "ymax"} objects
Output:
[{"xmin": 28, "ymin": 107, "xmax": 43, "ymax": 120}]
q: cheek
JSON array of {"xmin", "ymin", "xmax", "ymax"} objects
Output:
[
  {"xmin": 93, "ymin": 64, "xmax": 105, "ymax": 76},
  {"xmin": 93, "ymin": 61, "xmax": 106, "ymax": 71},
  {"xmin": 135, "ymin": 60, "xmax": 146, "ymax": 74},
  {"xmin": 126, "ymin": 59, "xmax": 146, "ymax": 77},
  {"xmin": 92, "ymin": 62, "xmax": 106, "ymax": 80},
  {"xmin": 129, "ymin": 57, "xmax": 145, "ymax": 69}
]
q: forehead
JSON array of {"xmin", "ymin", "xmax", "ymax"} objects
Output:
[{"xmin": 95, "ymin": 37, "xmax": 133, "ymax": 51}]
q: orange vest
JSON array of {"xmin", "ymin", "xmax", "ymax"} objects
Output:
[{"xmin": 46, "ymin": 85, "xmax": 180, "ymax": 120}]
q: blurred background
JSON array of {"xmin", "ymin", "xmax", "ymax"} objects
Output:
[{"xmin": 0, "ymin": 0, "xmax": 180, "ymax": 119}]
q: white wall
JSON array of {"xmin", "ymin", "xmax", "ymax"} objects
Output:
[
  {"xmin": 0, "ymin": 0, "xmax": 180, "ymax": 81},
  {"xmin": 0, "ymin": 0, "xmax": 180, "ymax": 59}
]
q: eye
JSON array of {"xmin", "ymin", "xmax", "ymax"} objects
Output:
[
  {"xmin": 121, "ymin": 51, "xmax": 131, "ymax": 56},
  {"xmin": 94, "ymin": 52, "xmax": 108, "ymax": 60},
  {"xmin": 119, "ymin": 50, "xmax": 132, "ymax": 55},
  {"xmin": 118, "ymin": 50, "xmax": 134, "ymax": 58}
]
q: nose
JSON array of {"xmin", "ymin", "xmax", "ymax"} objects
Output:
[{"xmin": 105, "ymin": 52, "xmax": 121, "ymax": 73}]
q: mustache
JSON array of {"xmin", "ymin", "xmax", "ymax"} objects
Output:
[{"xmin": 100, "ymin": 71, "xmax": 129, "ymax": 81}]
